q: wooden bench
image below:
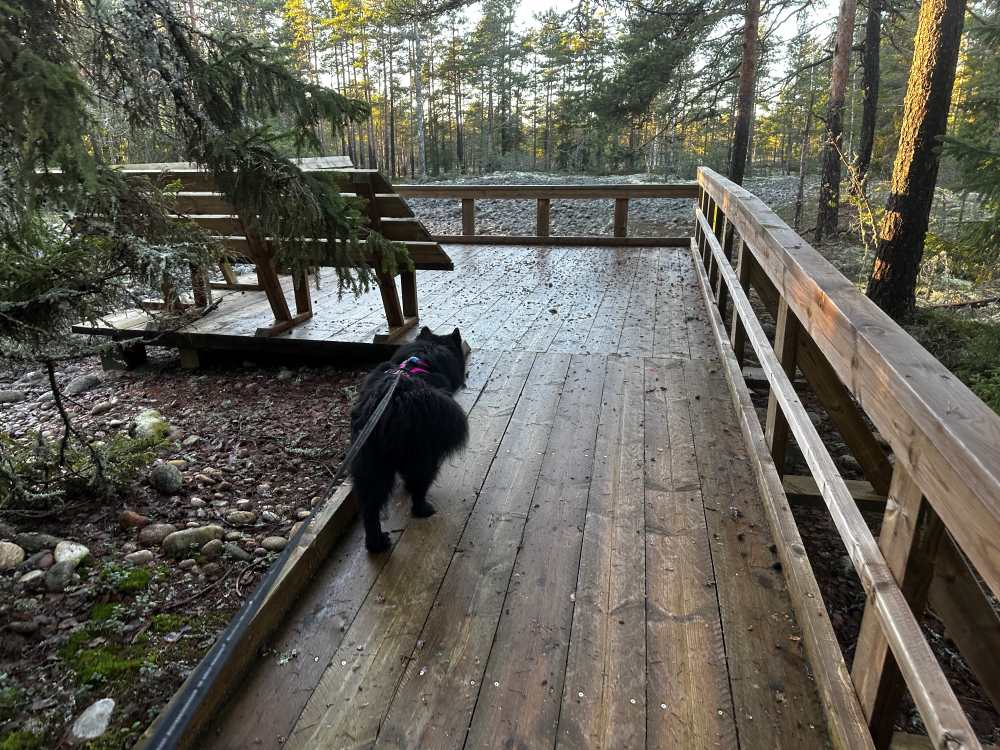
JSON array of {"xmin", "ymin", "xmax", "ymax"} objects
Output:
[{"xmin": 120, "ymin": 157, "xmax": 452, "ymax": 341}]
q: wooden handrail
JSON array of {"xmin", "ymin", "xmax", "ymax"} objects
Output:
[
  {"xmin": 693, "ymin": 166, "xmax": 1000, "ymax": 749},
  {"xmin": 393, "ymin": 183, "xmax": 698, "ymax": 199},
  {"xmin": 695, "ymin": 206, "xmax": 980, "ymax": 750},
  {"xmin": 392, "ymin": 182, "xmax": 698, "ymax": 245},
  {"xmin": 697, "ymin": 167, "xmax": 1000, "ymax": 599}
]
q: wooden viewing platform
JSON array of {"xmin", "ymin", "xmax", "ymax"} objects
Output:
[{"xmin": 111, "ymin": 170, "xmax": 998, "ymax": 750}]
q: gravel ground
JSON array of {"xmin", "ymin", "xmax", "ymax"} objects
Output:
[
  {"xmin": 0, "ymin": 353, "xmax": 363, "ymax": 748},
  {"xmin": 405, "ymin": 171, "xmax": 803, "ymax": 238}
]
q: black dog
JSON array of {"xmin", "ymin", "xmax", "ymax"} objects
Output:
[{"xmin": 350, "ymin": 327, "xmax": 469, "ymax": 552}]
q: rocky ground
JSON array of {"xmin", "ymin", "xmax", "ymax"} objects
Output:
[{"xmin": 0, "ymin": 353, "xmax": 362, "ymax": 748}]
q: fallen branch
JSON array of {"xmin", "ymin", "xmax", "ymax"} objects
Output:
[{"xmin": 928, "ymin": 295, "xmax": 1000, "ymax": 310}]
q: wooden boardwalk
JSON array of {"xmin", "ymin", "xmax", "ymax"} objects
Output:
[
  {"xmin": 198, "ymin": 245, "xmax": 830, "ymax": 749},
  {"xmin": 74, "ymin": 245, "xmax": 714, "ymax": 358}
]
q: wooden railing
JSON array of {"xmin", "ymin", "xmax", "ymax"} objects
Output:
[
  {"xmin": 394, "ymin": 183, "xmax": 697, "ymax": 247},
  {"xmin": 691, "ymin": 167, "xmax": 1000, "ymax": 750}
]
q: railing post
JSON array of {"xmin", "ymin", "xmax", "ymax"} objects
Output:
[
  {"xmin": 462, "ymin": 198, "xmax": 475, "ymax": 236},
  {"xmin": 292, "ymin": 267, "xmax": 312, "ymax": 316},
  {"xmin": 400, "ymin": 270, "xmax": 418, "ymax": 319},
  {"xmin": 190, "ymin": 263, "xmax": 211, "ymax": 308},
  {"xmin": 717, "ymin": 220, "xmax": 736, "ymax": 319},
  {"xmin": 852, "ymin": 466, "xmax": 943, "ymax": 749},
  {"xmin": 730, "ymin": 240, "xmax": 752, "ymax": 366},
  {"xmin": 537, "ymin": 198, "xmax": 551, "ymax": 238},
  {"xmin": 613, "ymin": 198, "xmax": 628, "ymax": 238},
  {"xmin": 765, "ymin": 297, "xmax": 799, "ymax": 474}
]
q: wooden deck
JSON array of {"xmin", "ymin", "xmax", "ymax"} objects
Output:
[
  {"xmin": 197, "ymin": 245, "xmax": 831, "ymax": 749},
  {"xmin": 74, "ymin": 245, "xmax": 716, "ymax": 358}
]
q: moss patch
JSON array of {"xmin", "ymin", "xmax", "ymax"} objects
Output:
[
  {"xmin": 907, "ymin": 309, "xmax": 1000, "ymax": 413},
  {"xmin": 0, "ymin": 685, "xmax": 22, "ymax": 724},
  {"xmin": 0, "ymin": 731, "xmax": 45, "ymax": 750},
  {"xmin": 90, "ymin": 603, "xmax": 122, "ymax": 623},
  {"xmin": 100, "ymin": 563, "xmax": 152, "ymax": 594},
  {"xmin": 58, "ymin": 630, "xmax": 146, "ymax": 686},
  {"xmin": 149, "ymin": 613, "xmax": 186, "ymax": 634}
]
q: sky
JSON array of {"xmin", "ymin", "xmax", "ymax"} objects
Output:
[{"xmin": 460, "ymin": 0, "xmax": 840, "ymax": 82}]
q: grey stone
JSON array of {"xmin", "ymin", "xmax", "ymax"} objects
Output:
[
  {"xmin": 22, "ymin": 550, "xmax": 54, "ymax": 570},
  {"xmin": 17, "ymin": 370, "xmax": 45, "ymax": 384},
  {"xmin": 201, "ymin": 539, "xmax": 224, "ymax": 560},
  {"xmin": 0, "ymin": 541, "xmax": 25, "ymax": 570},
  {"xmin": 125, "ymin": 550, "xmax": 155, "ymax": 565},
  {"xmin": 149, "ymin": 463, "xmax": 184, "ymax": 494},
  {"xmin": 261, "ymin": 536, "xmax": 288, "ymax": 552},
  {"xmin": 181, "ymin": 435, "xmax": 201, "ymax": 447},
  {"xmin": 253, "ymin": 547, "xmax": 267, "ymax": 557},
  {"xmin": 261, "ymin": 511, "xmax": 280, "ymax": 524},
  {"xmin": 276, "ymin": 367, "xmax": 294, "ymax": 381},
  {"xmin": 201, "ymin": 562, "xmax": 223, "ymax": 578},
  {"xmin": 162, "ymin": 525, "xmax": 225, "ymax": 557},
  {"xmin": 18, "ymin": 570, "xmax": 45, "ymax": 590},
  {"xmin": 138, "ymin": 523, "xmax": 177, "ymax": 546},
  {"xmin": 90, "ymin": 400, "xmax": 116, "ymax": 416},
  {"xmin": 70, "ymin": 698, "xmax": 115, "ymax": 744},
  {"xmin": 189, "ymin": 498, "xmax": 206, "ymax": 508},
  {"xmin": 65, "ymin": 373, "xmax": 102, "ymax": 395},
  {"xmin": 132, "ymin": 408, "xmax": 170, "ymax": 440},
  {"xmin": 45, "ymin": 561, "xmax": 77, "ymax": 592},
  {"xmin": 178, "ymin": 558, "xmax": 197, "ymax": 570},
  {"xmin": 223, "ymin": 543, "xmax": 251, "ymax": 562},
  {"xmin": 0, "ymin": 390, "xmax": 27, "ymax": 403},
  {"xmin": 15, "ymin": 532, "xmax": 61, "ymax": 552},
  {"xmin": 54, "ymin": 541, "xmax": 90, "ymax": 568},
  {"xmin": 224, "ymin": 510, "xmax": 256, "ymax": 526}
]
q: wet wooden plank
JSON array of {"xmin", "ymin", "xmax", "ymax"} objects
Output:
[
  {"xmin": 461, "ymin": 355, "xmax": 606, "ymax": 748},
  {"xmin": 286, "ymin": 352, "xmax": 563, "ymax": 749},
  {"xmin": 584, "ymin": 250, "xmax": 642, "ymax": 354},
  {"xmin": 643, "ymin": 357, "xmax": 737, "ymax": 749},
  {"xmin": 618, "ymin": 247, "xmax": 659, "ymax": 357},
  {"xmin": 202, "ymin": 351, "xmax": 503, "ymax": 749},
  {"xmin": 557, "ymin": 356, "xmax": 647, "ymax": 749},
  {"xmin": 379, "ymin": 354, "xmax": 603, "ymax": 747},
  {"xmin": 684, "ymin": 357, "xmax": 830, "ymax": 749},
  {"xmin": 652, "ymin": 250, "xmax": 693, "ymax": 360}
]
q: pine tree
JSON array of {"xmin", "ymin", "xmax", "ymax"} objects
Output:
[
  {"xmin": 865, "ymin": 0, "xmax": 967, "ymax": 318},
  {"xmin": 815, "ymin": 0, "xmax": 858, "ymax": 242}
]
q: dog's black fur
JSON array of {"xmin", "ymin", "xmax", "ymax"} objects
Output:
[{"xmin": 350, "ymin": 326, "xmax": 469, "ymax": 552}]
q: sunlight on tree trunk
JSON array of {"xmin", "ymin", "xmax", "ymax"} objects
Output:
[
  {"xmin": 729, "ymin": 0, "xmax": 761, "ymax": 185},
  {"xmin": 815, "ymin": 0, "xmax": 857, "ymax": 243},
  {"xmin": 866, "ymin": 0, "xmax": 967, "ymax": 319}
]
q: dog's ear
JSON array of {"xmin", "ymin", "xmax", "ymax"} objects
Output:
[
  {"xmin": 418, "ymin": 326, "xmax": 433, "ymax": 340},
  {"xmin": 450, "ymin": 327, "xmax": 462, "ymax": 344}
]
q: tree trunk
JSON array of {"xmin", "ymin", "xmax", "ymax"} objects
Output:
[
  {"xmin": 855, "ymin": 0, "xmax": 882, "ymax": 188},
  {"xmin": 866, "ymin": 0, "xmax": 967, "ymax": 319},
  {"xmin": 412, "ymin": 27, "xmax": 427, "ymax": 177},
  {"xmin": 815, "ymin": 0, "xmax": 858, "ymax": 242},
  {"xmin": 729, "ymin": 0, "xmax": 761, "ymax": 184},
  {"xmin": 794, "ymin": 66, "xmax": 817, "ymax": 231}
]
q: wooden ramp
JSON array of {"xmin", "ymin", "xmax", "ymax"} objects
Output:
[{"xmin": 199, "ymin": 245, "xmax": 830, "ymax": 749}]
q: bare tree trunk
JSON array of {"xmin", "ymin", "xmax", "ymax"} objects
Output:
[
  {"xmin": 815, "ymin": 0, "xmax": 858, "ymax": 242},
  {"xmin": 855, "ymin": 0, "xmax": 882, "ymax": 188},
  {"xmin": 412, "ymin": 26, "xmax": 427, "ymax": 177},
  {"xmin": 794, "ymin": 66, "xmax": 817, "ymax": 231},
  {"xmin": 866, "ymin": 0, "xmax": 967, "ymax": 319},
  {"xmin": 728, "ymin": 0, "xmax": 761, "ymax": 184}
]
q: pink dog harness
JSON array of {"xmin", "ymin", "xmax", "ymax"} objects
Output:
[{"xmin": 398, "ymin": 356, "xmax": 430, "ymax": 377}]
